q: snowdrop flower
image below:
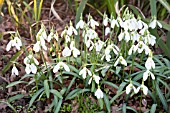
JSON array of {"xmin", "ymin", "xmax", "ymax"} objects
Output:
[
  {"xmin": 76, "ymin": 19, "xmax": 85, "ymax": 29},
  {"xmin": 145, "ymin": 34, "xmax": 156, "ymax": 46},
  {"xmin": 53, "ymin": 62, "xmax": 70, "ymax": 73},
  {"xmin": 88, "ymin": 17, "xmax": 99, "ymax": 29},
  {"xmin": 118, "ymin": 32, "xmax": 124, "ymax": 41},
  {"xmin": 33, "ymin": 41, "xmax": 41, "ymax": 52},
  {"xmin": 103, "ymin": 14, "xmax": 109, "ymax": 26},
  {"xmin": 79, "ymin": 67, "xmax": 92, "ymax": 79},
  {"xmin": 33, "ymin": 37, "xmax": 47, "ymax": 52},
  {"xmin": 111, "ymin": 19, "xmax": 119, "ymax": 29},
  {"xmin": 47, "ymin": 31, "xmax": 54, "ymax": 42},
  {"xmin": 136, "ymin": 41, "xmax": 150, "ymax": 54},
  {"xmin": 88, "ymin": 74, "xmax": 100, "ymax": 85},
  {"xmin": 85, "ymin": 29, "xmax": 98, "ymax": 40},
  {"xmin": 70, "ymin": 41, "xmax": 80, "ymax": 57},
  {"xmin": 131, "ymin": 31, "xmax": 140, "ymax": 42},
  {"xmin": 128, "ymin": 45, "xmax": 137, "ymax": 55},
  {"xmin": 114, "ymin": 56, "xmax": 127, "ymax": 67},
  {"xmin": 136, "ymin": 83, "xmax": 148, "ymax": 95},
  {"xmin": 67, "ymin": 25, "xmax": 78, "ymax": 36},
  {"xmin": 95, "ymin": 40, "xmax": 105, "ymax": 53},
  {"xmin": 24, "ymin": 54, "xmax": 39, "ymax": 66},
  {"xmin": 25, "ymin": 63, "xmax": 37, "ymax": 74},
  {"xmin": 12, "ymin": 65, "xmax": 19, "ymax": 76},
  {"xmin": 62, "ymin": 46, "xmax": 71, "ymax": 57},
  {"xmin": 137, "ymin": 19, "xmax": 144, "ymax": 30},
  {"xmin": 145, "ymin": 57, "xmax": 155, "ymax": 70},
  {"xmin": 149, "ymin": 18, "xmax": 162, "ymax": 29},
  {"xmin": 95, "ymin": 88, "xmax": 104, "ymax": 99},
  {"xmin": 105, "ymin": 27, "xmax": 110, "ymax": 36},
  {"xmin": 126, "ymin": 83, "xmax": 138, "ymax": 94},
  {"xmin": 6, "ymin": 37, "xmax": 22, "ymax": 51},
  {"xmin": 124, "ymin": 31, "xmax": 131, "ymax": 42},
  {"xmin": 143, "ymin": 70, "xmax": 155, "ymax": 81}
]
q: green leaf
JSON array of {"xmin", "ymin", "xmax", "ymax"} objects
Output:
[
  {"xmin": 126, "ymin": 106, "xmax": 138, "ymax": 113},
  {"xmin": 2, "ymin": 50, "xmax": 23, "ymax": 74},
  {"xmin": 106, "ymin": 0, "xmax": 116, "ymax": 17},
  {"xmin": 103, "ymin": 81, "xmax": 118, "ymax": 89},
  {"xmin": 150, "ymin": 0, "xmax": 157, "ymax": 17},
  {"xmin": 103, "ymin": 93, "xmax": 111, "ymax": 113},
  {"xmin": 34, "ymin": 0, "xmax": 43, "ymax": 21},
  {"xmin": 155, "ymin": 82, "xmax": 168, "ymax": 111},
  {"xmin": 110, "ymin": 91, "xmax": 125, "ymax": 103},
  {"xmin": 150, "ymin": 104, "xmax": 157, "ymax": 113},
  {"xmin": 157, "ymin": 0, "xmax": 170, "ymax": 13},
  {"xmin": 54, "ymin": 98, "xmax": 62, "ymax": 113},
  {"xmin": 65, "ymin": 88, "xmax": 81, "ymax": 100},
  {"xmin": 68, "ymin": 64, "xmax": 79, "ymax": 73},
  {"xmin": 66, "ymin": 77, "xmax": 76, "ymax": 95},
  {"xmin": 0, "ymin": 101, "xmax": 17, "ymax": 113},
  {"xmin": 50, "ymin": 89, "xmax": 63, "ymax": 99},
  {"xmin": 122, "ymin": 103, "xmax": 126, "ymax": 113},
  {"xmin": 44, "ymin": 80, "xmax": 50, "ymax": 98},
  {"xmin": 6, "ymin": 81, "xmax": 27, "ymax": 88},
  {"xmin": 98, "ymin": 98, "xmax": 104, "ymax": 109},
  {"xmin": 117, "ymin": 82, "xmax": 127, "ymax": 94},
  {"xmin": 62, "ymin": 71, "xmax": 80, "ymax": 78},
  {"xmin": 166, "ymin": 32, "xmax": 170, "ymax": 49},
  {"xmin": 29, "ymin": 88, "xmax": 44, "ymax": 108},
  {"xmin": 20, "ymin": 74, "xmax": 34, "ymax": 80},
  {"xmin": 75, "ymin": 0, "xmax": 87, "ymax": 24},
  {"xmin": 8, "ymin": 94, "xmax": 24, "ymax": 103}
]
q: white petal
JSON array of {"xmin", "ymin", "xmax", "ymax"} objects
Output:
[
  {"xmin": 33, "ymin": 41, "xmax": 40, "ymax": 52},
  {"xmin": 118, "ymin": 32, "xmax": 124, "ymax": 41},
  {"xmin": 30, "ymin": 64, "xmax": 37, "ymax": 74},
  {"xmin": 114, "ymin": 57, "xmax": 120, "ymax": 67},
  {"xmin": 157, "ymin": 21, "xmax": 162, "ymax": 28},
  {"xmin": 143, "ymin": 70, "xmax": 149, "ymax": 81},
  {"xmin": 149, "ymin": 20, "xmax": 156, "ymax": 29},
  {"xmin": 88, "ymin": 77, "xmax": 92, "ymax": 85},
  {"xmin": 6, "ymin": 41, "xmax": 12, "ymax": 51},
  {"xmin": 106, "ymin": 54, "xmax": 111, "ymax": 62},
  {"xmin": 73, "ymin": 48, "xmax": 80, "ymax": 57},
  {"xmin": 53, "ymin": 64, "xmax": 60, "ymax": 73},
  {"xmin": 12, "ymin": 66, "xmax": 19, "ymax": 75},
  {"xmin": 120, "ymin": 56, "xmax": 127, "ymax": 66},
  {"xmin": 62, "ymin": 46, "xmax": 71, "ymax": 57},
  {"xmin": 25, "ymin": 64, "xmax": 31, "ymax": 74},
  {"xmin": 95, "ymin": 88, "xmax": 103, "ymax": 99},
  {"xmin": 126, "ymin": 84, "xmax": 132, "ymax": 94},
  {"xmin": 61, "ymin": 62, "xmax": 70, "ymax": 72},
  {"xmin": 93, "ymin": 75, "xmax": 100, "ymax": 84},
  {"xmin": 142, "ymin": 85, "xmax": 148, "ymax": 95},
  {"xmin": 105, "ymin": 27, "xmax": 110, "ymax": 36}
]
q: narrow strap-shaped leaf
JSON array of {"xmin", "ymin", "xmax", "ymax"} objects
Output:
[
  {"xmin": 122, "ymin": 103, "xmax": 126, "ymax": 113},
  {"xmin": 150, "ymin": 104, "xmax": 157, "ymax": 113},
  {"xmin": 103, "ymin": 93, "xmax": 111, "ymax": 113},
  {"xmin": 157, "ymin": 0, "xmax": 170, "ymax": 13},
  {"xmin": 103, "ymin": 81, "xmax": 118, "ymax": 89},
  {"xmin": 0, "ymin": 101, "xmax": 17, "ymax": 113},
  {"xmin": 98, "ymin": 98, "xmax": 104, "ymax": 109},
  {"xmin": 155, "ymin": 82, "xmax": 168, "ymax": 111},
  {"xmin": 110, "ymin": 91, "xmax": 125, "ymax": 103},
  {"xmin": 50, "ymin": 89, "xmax": 63, "ymax": 99},
  {"xmin": 44, "ymin": 80, "xmax": 50, "ymax": 98},
  {"xmin": 150, "ymin": 0, "xmax": 157, "ymax": 17},
  {"xmin": 6, "ymin": 81, "xmax": 27, "ymax": 88},
  {"xmin": 66, "ymin": 77, "xmax": 76, "ymax": 95},
  {"xmin": 29, "ymin": 88, "xmax": 44, "ymax": 108},
  {"xmin": 8, "ymin": 94, "xmax": 24, "ymax": 103},
  {"xmin": 106, "ymin": 0, "xmax": 116, "ymax": 17},
  {"xmin": 2, "ymin": 50, "xmax": 23, "ymax": 74},
  {"xmin": 54, "ymin": 98, "xmax": 62, "ymax": 113}
]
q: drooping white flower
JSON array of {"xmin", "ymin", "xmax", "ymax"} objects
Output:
[
  {"xmin": 95, "ymin": 88, "xmax": 104, "ymax": 99},
  {"xmin": 72, "ymin": 47, "xmax": 80, "ymax": 57},
  {"xmin": 111, "ymin": 19, "xmax": 119, "ymax": 29},
  {"xmin": 128, "ymin": 45, "xmax": 137, "ymax": 55},
  {"xmin": 136, "ymin": 84, "xmax": 148, "ymax": 95},
  {"xmin": 79, "ymin": 67, "xmax": 92, "ymax": 79},
  {"xmin": 143, "ymin": 70, "xmax": 155, "ymax": 81},
  {"xmin": 12, "ymin": 65, "xmax": 19, "ymax": 76},
  {"xmin": 62, "ymin": 46, "xmax": 72, "ymax": 57},
  {"xmin": 136, "ymin": 41, "xmax": 150, "ymax": 55},
  {"xmin": 33, "ymin": 34, "xmax": 47, "ymax": 52},
  {"xmin": 76, "ymin": 19, "xmax": 85, "ymax": 29},
  {"xmin": 149, "ymin": 19, "xmax": 162, "ymax": 29},
  {"xmin": 145, "ymin": 57, "xmax": 155, "ymax": 70},
  {"xmin": 25, "ymin": 63, "xmax": 37, "ymax": 74},
  {"xmin": 53, "ymin": 62, "xmax": 70, "ymax": 73},
  {"xmin": 6, "ymin": 37, "xmax": 22, "ymax": 51},
  {"xmin": 124, "ymin": 31, "xmax": 131, "ymax": 42},
  {"xmin": 95, "ymin": 40, "xmax": 105, "ymax": 53},
  {"xmin": 145, "ymin": 34, "xmax": 156, "ymax": 46},
  {"xmin": 114, "ymin": 56, "xmax": 127, "ymax": 67},
  {"xmin": 88, "ymin": 74, "xmax": 100, "ymax": 85},
  {"xmin": 24, "ymin": 54, "xmax": 39, "ymax": 66},
  {"xmin": 118, "ymin": 32, "xmax": 124, "ymax": 41},
  {"xmin": 131, "ymin": 31, "xmax": 140, "ymax": 42},
  {"xmin": 103, "ymin": 14, "xmax": 109, "ymax": 26},
  {"xmin": 33, "ymin": 41, "xmax": 40, "ymax": 52},
  {"xmin": 126, "ymin": 83, "xmax": 138, "ymax": 94},
  {"xmin": 105, "ymin": 27, "xmax": 110, "ymax": 36},
  {"xmin": 67, "ymin": 26, "xmax": 78, "ymax": 36},
  {"xmin": 85, "ymin": 29, "xmax": 98, "ymax": 40},
  {"xmin": 88, "ymin": 18, "xmax": 99, "ymax": 29}
]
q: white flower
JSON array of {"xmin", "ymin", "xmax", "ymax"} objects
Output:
[
  {"xmin": 24, "ymin": 54, "xmax": 39, "ymax": 65},
  {"xmin": 47, "ymin": 32, "xmax": 53, "ymax": 42},
  {"xmin": 67, "ymin": 26, "xmax": 78, "ymax": 36},
  {"xmin": 143, "ymin": 70, "xmax": 155, "ymax": 81},
  {"xmin": 72, "ymin": 47, "xmax": 80, "ymax": 57},
  {"xmin": 95, "ymin": 88, "xmax": 104, "ymax": 99},
  {"xmin": 128, "ymin": 45, "xmax": 137, "ymax": 55},
  {"xmin": 118, "ymin": 32, "xmax": 124, "ymax": 41},
  {"xmin": 131, "ymin": 31, "xmax": 140, "ymax": 42},
  {"xmin": 25, "ymin": 63, "xmax": 37, "ymax": 74},
  {"xmin": 76, "ymin": 20, "xmax": 85, "ymax": 29},
  {"xmin": 149, "ymin": 19, "xmax": 162, "ymax": 29},
  {"xmin": 12, "ymin": 66, "xmax": 19, "ymax": 76},
  {"xmin": 136, "ymin": 41, "xmax": 150, "ymax": 55},
  {"xmin": 124, "ymin": 31, "xmax": 130, "ymax": 42},
  {"xmin": 105, "ymin": 27, "xmax": 110, "ymax": 36},
  {"xmin": 88, "ymin": 18, "xmax": 99, "ymax": 29},
  {"xmin": 79, "ymin": 67, "xmax": 92, "ymax": 79},
  {"xmin": 136, "ymin": 84, "xmax": 148, "ymax": 95},
  {"xmin": 53, "ymin": 62, "xmax": 70, "ymax": 73},
  {"xmin": 103, "ymin": 14, "xmax": 109, "ymax": 26},
  {"xmin": 33, "ymin": 41, "xmax": 40, "ymax": 52},
  {"xmin": 145, "ymin": 57, "xmax": 155, "ymax": 70},
  {"xmin": 6, "ymin": 37, "xmax": 22, "ymax": 51},
  {"xmin": 126, "ymin": 83, "xmax": 138, "ymax": 94},
  {"xmin": 114, "ymin": 56, "xmax": 127, "ymax": 67},
  {"xmin": 95, "ymin": 40, "xmax": 105, "ymax": 53},
  {"xmin": 146, "ymin": 34, "xmax": 156, "ymax": 46},
  {"xmin": 62, "ymin": 46, "xmax": 71, "ymax": 57},
  {"xmin": 88, "ymin": 74, "xmax": 100, "ymax": 85},
  {"xmin": 111, "ymin": 19, "xmax": 119, "ymax": 29},
  {"xmin": 85, "ymin": 29, "xmax": 98, "ymax": 40}
]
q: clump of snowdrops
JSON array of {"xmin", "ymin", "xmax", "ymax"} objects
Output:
[{"xmin": 6, "ymin": 8, "xmax": 163, "ymax": 112}]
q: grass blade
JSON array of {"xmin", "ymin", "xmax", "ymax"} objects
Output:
[
  {"xmin": 2, "ymin": 50, "xmax": 23, "ymax": 74},
  {"xmin": 150, "ymin": 0, "xmax": 157, "ymax": 17},
  {"xmin": 44, "ymin": 80, "xmax": 50, "ymax": 98},
  {"xmin": 106, "ymin": 0, "xmax": 116, "ymax": 17},
  {"xmin": 6, "ymin": 81, "xmax": 27, "ymax": 88},
  {"xmin": 103, "ymin": 93, "xmax": 111, "ymax": 112},
  {"xmin": 158, "ymin": 0, "xmax": 170, "ymax": 13},
  {"xmin": 155, "ymin": 82, "xmax": 168, "ymax": 111},
  {"xmin": 150, "ymin": 104, "xmax": 157, "ymax": 113},
  {"xmin": 50, "ymin": 89, "xmax": 63, "ymax": 99}
]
